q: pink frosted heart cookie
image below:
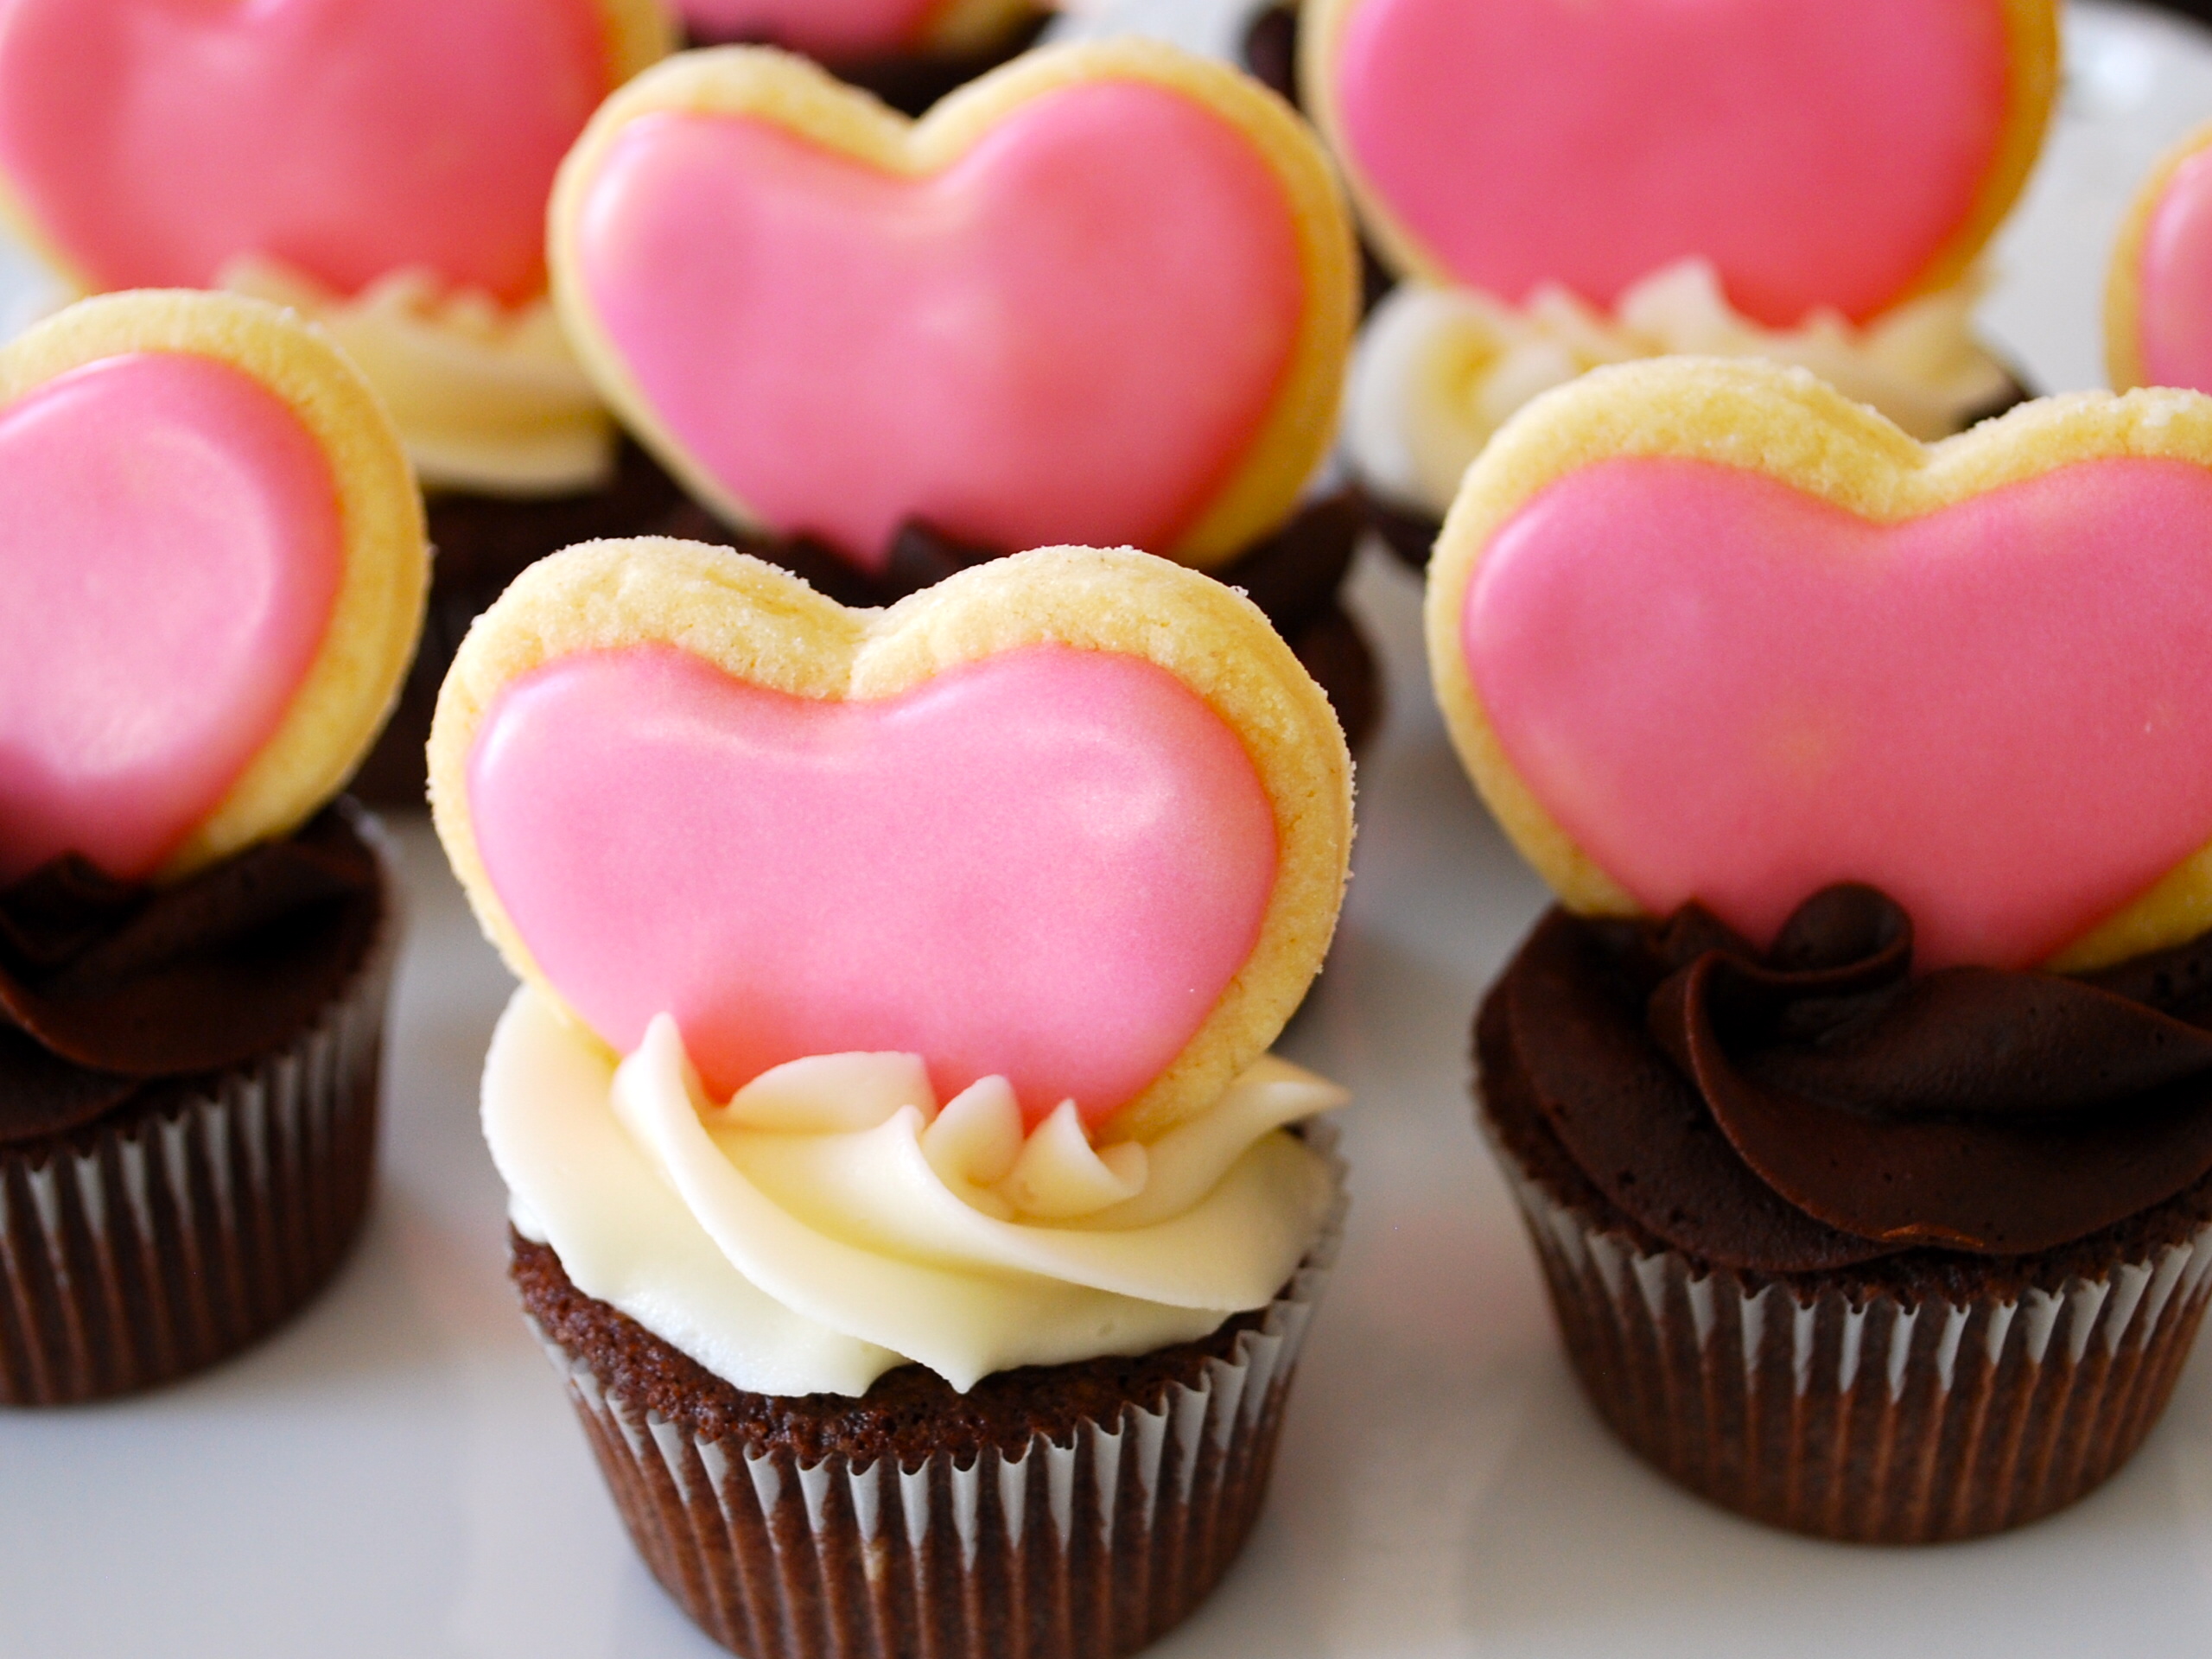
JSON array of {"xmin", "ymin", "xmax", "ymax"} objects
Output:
[
  {"xmin": 0, "ymin": 289, "xmax": 427, "ymax": 886},
  {"xmin": 430, "ymin": 540, "xmax": 1351, "ymax": 1140},
  {"xmin": 1301, "ymin": 0, "xmax": 2056, "ymax": 328},
  {"xmin": 549, "ymin": 40, "xmax": 1359, "ymax": 573},
  {"xmin": 2109, "ymin": 122, "xmax": 2212, "ymax": 397},
  {"xmin": 1427, "ymin": 357, "xmax": 2212, "ymax": 975},
  {"xmin": 0, "ymin": 0, "xmax": 670, "ymax": 305}
]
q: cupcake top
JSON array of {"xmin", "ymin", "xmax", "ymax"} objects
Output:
[
  {"xmin": 0, "ymin": 0, "xmax": 674, "ymax": 493},
  {"xmin": 548, "ymin": 38, "xmax": 1358, "ymax": 574},
  {"xmin": 1309, "ymin": 0, "xmax": 2056, "ymax": 517},
  {"xmin": 2109, "ymin": 121, "xmax": 2212, "ymax": 399},
  {"xmin": 0, "ymin": 287, "xmax": 427, "ymax": 1142},
  {"xmin": 432, "ymin": 539, "xmax": 1352, "ymax": 1392},
  {"xmin": 1442, "ymin": 357, "xmax": 2212, "ymax": 1266}
]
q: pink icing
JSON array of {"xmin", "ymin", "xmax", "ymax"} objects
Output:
[
  {"xmin": 468, "ymin": 644, "xmax": 1280, "ymax": 1127},
  {"xmin": 677, "ymin": 0, "xmax": 939, "ymax": 55},
  {"xmin": 0, "ymin": 0, "xmax": 613, "ymax": 304},
  {"xmin": 571, "ymin": 83, "xmax": 1306, "ymax": 568},
  {"xmin": 1465, "ymin": 456, "xmax": 2212, "ymax": 969},
  {"xmin": 2136, "ymin": 147, "xmax": 2212, "ymax": 393},
  {"xmin": 0, "ymin": 353, "xmax": 343, "ymax": 885},
  {"xmin": 1332, "ymin": 0, "xmax": 2012, "ymax": 327}
]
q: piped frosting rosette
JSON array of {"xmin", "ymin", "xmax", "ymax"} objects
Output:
[
  {"xmin": 0, "ymin": 0, "xmax": 675, "ymax": 494},
  {"xmin": 1302, "ymin": 0, "xmax": 2056, "ymax": 533},
  {"xmin": 432, "ymin": 540, "xmax": 1354, "ymax": 1397},
  {"xmin": 493, "ymin": 1003, "xmax": 1342, "ymax": 1394}
]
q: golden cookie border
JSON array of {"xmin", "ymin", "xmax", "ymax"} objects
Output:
[
  {"xmin": 0, "ymin": 0, "xmax": 674, "ymax": 302},
  {"xmin": 430, "ymin": 541, "xmax": 1355, "ymax": 1140},
  {"xmin": 2107, "ymin": 120, "xmax": 2212, "ymax": 393},
  {"xmin": 1300, "ymin": 0, "xmax": 2058, "ymax": 321},
  {"xmin": 1422, "ymin": 355, "xmax": 2212, "ymax": 974},
  {"xmin": 548, "ymin": 38, "xmax": 1360, "ymax": 570},
  {"xmin": 5, "ymin": 290, "xmax": 429, "ymax": 879}
]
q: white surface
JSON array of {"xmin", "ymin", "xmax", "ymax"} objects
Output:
[{"xmin": 9, "ymin": 3, "xmax": 2212, "ymax": 1654}]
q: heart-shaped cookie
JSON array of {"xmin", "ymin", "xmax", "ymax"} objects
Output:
[
  {"xmin": 0, "ymin": 0, "xmax": 671, "ymax": 305},
  {"xmin": 549, "ymin": 40, "xmax": 1357, "ymax": 571},
  {"xmin": 1427, "ymin": 358, "xmax": 2212, "ymax": 975},
  {"xmin": 1300, "ymin": 0, "xmax": 2056, "ymax": 328},
  {"xmin": 0, "ymin": 289, "xmax": 427, "ymax": 886},
  {"xmin": 677, "ymin": 0, "xmax": 1033, "ymax": 57},
  {"xmin": 2109, "ymin": 122, "xmax": 2212, "ymax": 397},
  {"xmin": 429, "ymin": 541, "xmax": 1351, "ymax": 1140}
]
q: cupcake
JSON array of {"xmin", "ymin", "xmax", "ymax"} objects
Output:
[
  {"xmin": 676, "ymin": 0, "xmax": 1051, "ymax": 115},
  {"xmin": 0, "ymin": 289, "xmax": 429, "ymax": 1402},
  {"xmin": 1428, "ymin": 356, "xmax": 2212, "ymax": 1541},
  {"xmin": 1298, "ymin": 0, "xmax": 2055, "ymax": 563},
  {"xmin": 545, "ymin": 37, "xmax": 1382, "ymax": 748},
  {"xmin": 0, "ymin": 0, "xmax": 676, "ymax": 800},
  {"xmin": 428, "ymin": 539, "xmax": 1352, "ymax": 1655}
]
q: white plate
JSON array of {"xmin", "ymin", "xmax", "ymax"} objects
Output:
[{"xmin": 8, "ymin": 4, "xmax": 2212, "ymax": 1654}]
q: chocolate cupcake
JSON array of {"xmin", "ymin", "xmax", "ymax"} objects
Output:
[
  {"xmin": 1426, "ymin": 357, "xmax": 2212, "ymax": 1540},
  {"xmin": 0, "ymin": 808, "xmax": 395, "ymax": 1404},
  {"xmin": 0, "ymin": 0, "xmax": 678, "ymax": 803},
  {"xmin": 0, "ymin": 289, "xmax": 429, "ymax": 1402},
  {"xmin": 1479, "ymin": 893, "xmax": 2212, "ymax": 1542},
  {"xmin": 429, "ymin": 542, "xmax": 1355, "ymax": 1655},
  {"xmin": 512, "ymin": 1157, "xmax": 1340, "ymax": 1659},
  {"xmin": 1301, "ymin": 0, "xmax": 2059, "ymax": 563},
  {"xmin": 677, "ymin": 0, "xmax": 1051, "ymax": 115},
  {"xmin": 545, "ymin": 37, "xmax": 1382, "ymax": 749}
]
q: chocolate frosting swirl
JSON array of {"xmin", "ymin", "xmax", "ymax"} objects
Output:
[
  {"xmin": 1491, "ymin": 887, "xmax": 2212, "ymax": 1270},
  {"xmin": 0, "ymin": 809, "xmax": 383, "ymax": 1147}
]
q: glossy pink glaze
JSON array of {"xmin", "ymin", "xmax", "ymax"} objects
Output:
[
  {"xmin": 0, "ymin": 0, "xmax": 613, "ymax": 303},
  {"xmin": 0, "ymin": 353, "xmax": 343, "ymax": 884},
  {"xmin": 2137, "ymin": 147, "xmax": 2212, "ymax": 392},
  {"xmin": 1332, "ymin": 0, "xmax": 2012, "ymax": 327},
  {"xmin": 677, "ymin": 0, "xmax": 938, "ymax": 55},
  {"xmin": 572, "ymin": 83, "xmax": 1306, "ymax": 567},
  {"xmin": 469, "ymin": 644, "xmax": 1280, "ymax": 1126},
  {"xmin": 1465, "ymin": 456, "xmax": 2212, "ymax": 969}
]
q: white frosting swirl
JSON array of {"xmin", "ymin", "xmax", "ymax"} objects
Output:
[
  {"xmin": 1347, "ymin": 261, "xmax": 2016, "ymax": 518},
  {"xmin": 219, "ymin": 256, "xmax": 615, "ymax": 498},
  {"xmin": 485, "ymin": 988, "xmax": 1344, "ymax": 1396}
]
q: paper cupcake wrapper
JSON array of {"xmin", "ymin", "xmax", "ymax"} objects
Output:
[
  {"xmin": 533, "ymin": 1124, "xmax": 1346, "ymax": 1659},
  {"xmin": 0, "ymin": 812, "xmax": 397, "ymax": 1405},
  {"xmin": 1487, "ymin": 1123, "xmax": 2212, "ymax": 1543}
]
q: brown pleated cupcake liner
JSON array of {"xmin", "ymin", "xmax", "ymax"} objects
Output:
[
  {"xmin": 0, "ymin": 821, "xmax": 398, "ymax": 1405},
  {"xmin": 531, "ymin": 1127, "xmax": 1345, "ymax": 1659},
  {"xmin": 1486, "ymin": 1125, "xmax": 2212, "ymax": 1543}
]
